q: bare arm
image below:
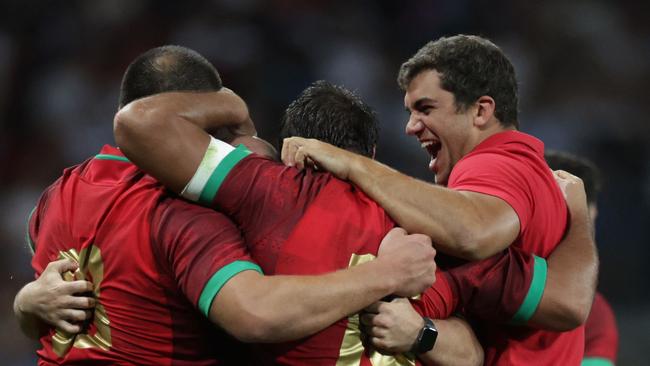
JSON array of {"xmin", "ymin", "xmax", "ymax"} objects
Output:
[
  {"xmin": 14, "ymin": 259, "xmax": 95, "ymax": 338},
  {"xmin": 210, "ymin": 228, "xmax": 437, "ymax": 343},
  {"xmin": 281, "ymin": 137, "xmax": 519, "ymax": 260},
  {"xmin": 528, "ymin": 170, "xmax": 598, "ymax": 330},
  {"xmin": 361, "ymin": 300, "xmax": 482, "ymax": 366},
  {"xmin": 114, "ymin": 90, "xmax": 254, "ymax": 193}
]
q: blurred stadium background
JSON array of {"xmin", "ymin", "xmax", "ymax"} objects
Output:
[{"xmin": 1, "ymin": 0, "xmax": 648, "ymax": 364}]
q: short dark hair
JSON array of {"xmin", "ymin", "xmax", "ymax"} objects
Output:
[
  {"xmin": 398, "ymin": 35, "xmax": 519, "ymax": 129},
  {"xmin": 279, "ymin": 80, "xmax": 378, "ymax": 157},
  {"xmin": 118, "ymin": 45, "xmax": 222, "ymax": 108},
  {"xmin": 545, "ymin": 150, "xmax": 602, "ymax": 204}
]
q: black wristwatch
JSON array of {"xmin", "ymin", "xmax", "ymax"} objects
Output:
[{"xmin": 412, "ymin": 317, "xmax": 438, "ymax": 354}]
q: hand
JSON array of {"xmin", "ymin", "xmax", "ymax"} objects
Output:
[
  {"xmin": 376, "ymin": 227, "xmax": 436, "ymax": 297},
  {"xmin": 553, "ymin": 169, "xmax": 589, "ymax": 219},
  {"xmin": 16, "ymin": 259, "xmax": 95, "ymax": 334},
  {"xmin": 281, "ymin": 137, "xmax": 355, "ymax": 179},
  {"xmin": 360, "ymin": 298, "xmax": 423, "ymax": 354},
  {"xmin": 209, "ymin": 88, "xmax": 256, "ymax": 138}
]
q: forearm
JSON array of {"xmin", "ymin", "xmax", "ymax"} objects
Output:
[
  {"xmin": 14, "ymin": 283, "xmax": 46, "ymax": 339},
  {"xmin": 114, "ymin": 91, "xmax": 249, "ymax": 193},
  {"xmin": 116, "ymin": 90, "xmax": 249, "ymax": 137},
  {"xmin": 529, "ymin": 211, "xmax": 598, "ymax": 330},
  {"xmin": 418, "ymin": 317, "xmax": 483, "ymax": 366},
  {"xmin": 217, "ymin": 259, "xmax": 399, "ymax": 343},
  {"xmin": 348, "ymin": 156, "xmax": 511, "ymax": 259}
]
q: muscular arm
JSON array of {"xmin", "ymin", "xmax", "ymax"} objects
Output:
[
  {"xmin": 362, "ymin": 299, "xmax": 482, "ymax": 366},
  {"xmin": 281, "ymin": 138, "xmax": 519, "ymax": 260},
  {"xmin": 528, "ymin": 170, "xmax": 598, "ymax": 330},
  {"xmin": 114, "ymin": 90, "xmax": 253, "ymax": 193},
  {"xmin": 210, "ymin": 228, "xmax": 437, "ymax": 343}
]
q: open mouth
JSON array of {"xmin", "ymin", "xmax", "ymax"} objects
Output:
[{"xmin": 421, "ymin": 140, "xmax": 442, "ymax": 159}]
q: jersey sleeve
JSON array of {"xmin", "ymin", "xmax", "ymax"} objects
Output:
[
  {"xmin": 443, "ymin": 246, "xmax": 547, "ymax": 324},
  {"xmin": 583, "ymin": 293, "xmax": 618, "ymax": 364},
  {"xmin": 449, "ymin": 152, "xmax": 534, "ymax": 233},
  {"xmin": 179, "ymin": 137, "xmax": 330, "ymax": 244},
  {"xmin": 151, "ymin": 197, "xmax": 262, "ymax": 317},
  {"xmin": 410, "ymin": 269, "xmax": 457, "ymax": 319}
]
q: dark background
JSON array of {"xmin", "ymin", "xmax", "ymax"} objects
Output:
[{"xmin": 1, "ymin": 0, "xmax": 648, "ymax": 364}]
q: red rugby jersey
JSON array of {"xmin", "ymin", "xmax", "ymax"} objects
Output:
[
  {"xmin": 28, "ymin": 145, "xmax": 260, "ymax": 365},
  {"xmin": 184, "ymin": 142, "xmax": 547, "ymax": 366},
  {"xmin": 449, "ymin": 130, "xmax": 583, "ymax": 365}
]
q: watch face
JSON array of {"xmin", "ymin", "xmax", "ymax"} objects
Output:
[{"xmin": 417, "ymin": 319, "xmax": 438, "ymax": 353}]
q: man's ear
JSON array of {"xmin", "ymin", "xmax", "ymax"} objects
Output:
[{"xmin": 474, "ymin": 95, "xmax": 496, "ymax": 128}]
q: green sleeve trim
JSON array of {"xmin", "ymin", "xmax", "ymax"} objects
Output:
[
  {"xmin": 511, "ymin": 255, "xmax": 547, "ymax": 324},
  {"xmin": 198, "ymin": 144, "xmax": 251, "ymax": 205},
  {"xmin": 95, "ymin": 154, "xmax": 130, "ymax": 162},
  {"xmin": 25, "ymin": 206, "xmax": 36, "ymax": 255},
  {"xmin": 198, "ymin": 260, "xmax": 262, "ymax": 317},
  {"xmin": 581, "ymin": 357, "xmax": 614, "ymax": 366}
]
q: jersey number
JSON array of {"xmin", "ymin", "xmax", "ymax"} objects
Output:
[
  {"xmin": 336, "ymin": 253, "xmax": 415, "ymax": 366},
  {"xmin": 52, "ymin": 246, "xmax": 112, "ymax": 357}
]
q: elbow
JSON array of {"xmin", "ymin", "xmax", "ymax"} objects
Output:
[
  {"xmin": 113, "ymin": 104, "xmax": 140, "ymax": 151},
  {"xmin": 454, "ymin": 231, "xmax": 493, "ymax": 261},
  {"xmin": 466, "ymin": 349, "xmax": 484, "ymax": 366},
  {"xmin": 552, "ymin": 300, "xmax": 591, "ymax": 331},
  {"xmin": 113, "ymin": 100, "xmax": 165, "ymax": 152},
  {"xmin": 226, "ymin": 306, "xmax": 285, "ymax": 343}
]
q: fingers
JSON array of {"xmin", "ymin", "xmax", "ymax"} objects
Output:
[
  {"xmin": 56, "ymin": 320, "xmax": 82, "ymax": 334},
  {"xmin": 387, "ymin": 227, "xmax": 408, "ymax": 238},
  {"xmin": 363, "ymin": 301, "xmax": 389, "ymax": 315},
  {"xmin": 295, "ymin": 147, "xmax": 308, "ymax": 171},
  {"xmin": 281, "ymin": 137, "xmax": 304, "ymax": 166},
  {"xmin": 63, "ymin": 294, "xmax": 96, "ymax": 309},
  {"xmin": 409, "ymin": 233, "xmax": 433, "ymax": 247},
  {"xmin": 45, "ymin": 259, "xmax": 78, "ymax": 274},
  {"xmin": 62, "ymin": 280, "xmax": 94, "ymax": 295},
  {"xmin": 60, "ymin": 309, "xmax": 92, "ymax": 323}
]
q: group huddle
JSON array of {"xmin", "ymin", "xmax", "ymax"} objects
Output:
[{"xmin": 14, "ymin": 34, "xmax": 617, "ymax": 366}]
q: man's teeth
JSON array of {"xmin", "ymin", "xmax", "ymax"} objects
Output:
[{"xmin": 421, "ymin": 141, "xmax": 434, "ymax": 149}]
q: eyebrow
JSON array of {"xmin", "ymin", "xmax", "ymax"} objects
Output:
[{"xmin": 405, "ymin": 97, "xmax": 436, "ymax": 111}]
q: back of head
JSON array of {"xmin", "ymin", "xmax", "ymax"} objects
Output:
[
  {"xmin": 545, "ymin": 150, "xmax": 602, "ymax": 204},
  {"xmin": 398, "ymin": 34, "xmax": 519, "ymax": 129},
  {"xmin": 279, "ymin": 80, "xmax": 378, "ymax": 158},
  {"xmin": 118, "ymin": 45, "xmax": 222, "ymax": 108}
]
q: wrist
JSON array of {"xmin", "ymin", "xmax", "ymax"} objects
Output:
[
  {"xmin": 410, "ymin": 317, "xmax": 438, "ymax": 354},
  {"xmin": 370, "ymin": 257, "xmax": 399, "ymax": 295},
  {"xmin": 14, "ymin": 283, "xmax": 35, "ymax": 315}
]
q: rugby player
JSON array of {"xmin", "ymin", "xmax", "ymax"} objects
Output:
[
  {"xmin": 114, "ymin": 76, "xmax": 596, "ymax": 365},
  {"xmin": 280, "ymin": 35, "xmax": 598, "ymax": 365},
  {"xmin": 546, "ymin": 151, "xmax": 619, "ymax": 366},
  {"xmin": 13, "ymin": 46, "xmax": 437, "ymax": 365}
]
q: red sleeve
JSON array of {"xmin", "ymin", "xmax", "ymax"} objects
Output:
[
  {"xmin": 584, "ymin": 292, "xmax": 618, "ymax": 361},
  {"xmin": 444, "ymin": 246, "xmax": 541, "ymax": 324},
  {"xmin": 410, "ymin": 269, "xmax": 457, "ymax": 319},
  {"xmin": 449, "ymin": 152, "xmax": 533, "ymax": 233},
  {"xmin": 151, "ymin": 197, "xmax": 261, "ymax": 316}
]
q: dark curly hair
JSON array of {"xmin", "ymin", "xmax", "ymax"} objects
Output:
[
  {"xmin": 279, "ymin": 80, "xmax": 378, "ymax": 157},
  {"xmin": 398, "ymin": 35, "xmax": 519, "ymax": 129}
]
